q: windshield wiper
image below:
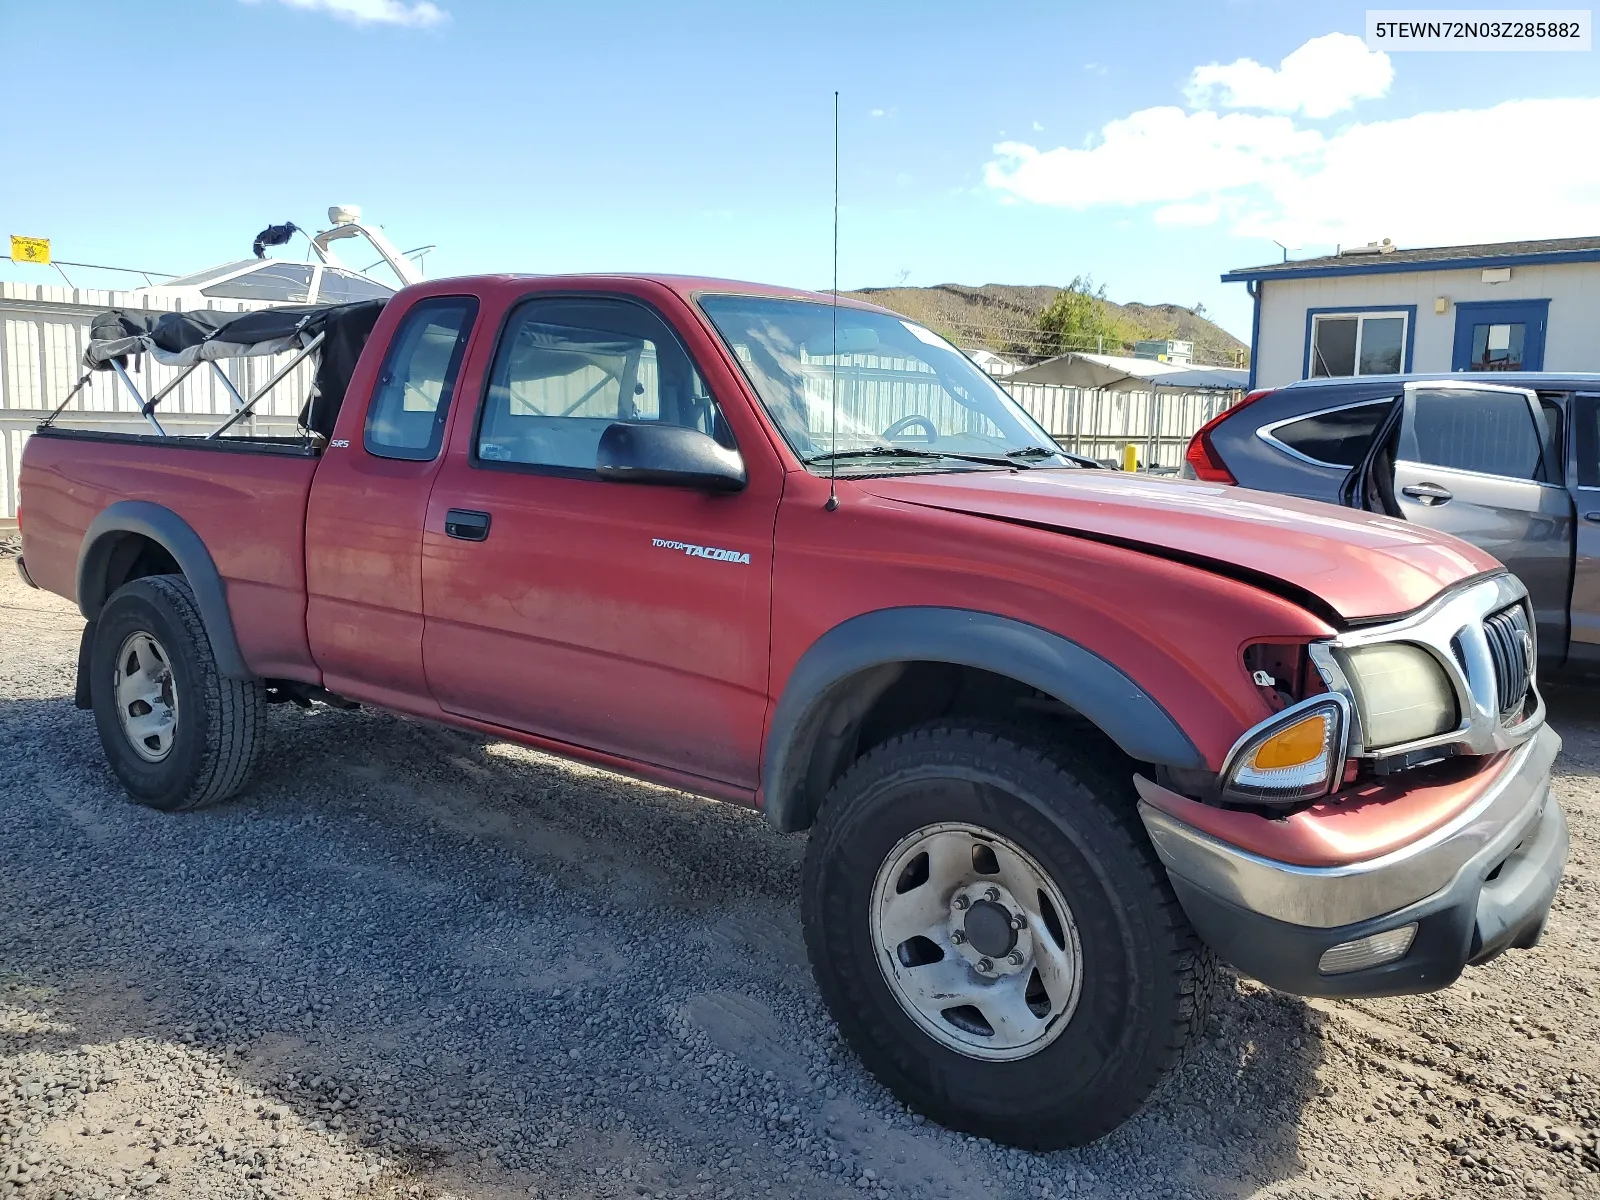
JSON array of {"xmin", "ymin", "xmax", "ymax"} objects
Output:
[
  {"xmin": 1005, "ymin": 445, "xmax": 1097, "ymax": 468},
  {"xmin": 805, "ymin": 446, "xmax": 1026, "ymax": 469}
]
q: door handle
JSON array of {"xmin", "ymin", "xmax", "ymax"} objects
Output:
[
  {"xmin": 1401, "ymin": 482, "xmax": 1453, "ymax": 506},
  {"xmin": 1585, "ymin": 512, "xmax": 1600, "ymax": 525},
  {"xmin": 444, "ymin": 509, "xmax": 492, "ymax": 541}
]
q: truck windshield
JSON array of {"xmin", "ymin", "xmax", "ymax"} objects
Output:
[{"xmin": 696, "ymin": 295, "xmax": 1072, "ymax": 472}]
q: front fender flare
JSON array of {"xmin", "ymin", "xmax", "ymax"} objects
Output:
[
  {"xmin": 75, "ymin": 500, "xmax": 252, "ymax": 680},
  {"xmin": 761, "ymin": 606, "xmax": 1203, "ymax": 832}
]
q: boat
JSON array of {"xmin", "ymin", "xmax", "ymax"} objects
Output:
[{"xmin": 135, "ymin": 205, "xmax": 422, "ymax": 308}]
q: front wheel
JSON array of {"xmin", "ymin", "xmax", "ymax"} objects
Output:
[
  {"xmin": 801, "ymin": 724, "xmax": 1212, "ymax": 1149},
  {"xmin": 90, "ymin": 576, "xmax": 266, "ymax": 811}
]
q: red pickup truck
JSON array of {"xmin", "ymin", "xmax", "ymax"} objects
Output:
[{"xmin": 16, "ymin": 274, "xmax": 1568, "ymax": 1149}]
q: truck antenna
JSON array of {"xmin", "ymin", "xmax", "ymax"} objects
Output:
[{"xmin": 826, "ymin": 90, "xmax": 841, "ymax": 513}]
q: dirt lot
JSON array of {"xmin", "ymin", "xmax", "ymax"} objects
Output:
[{"xmin": 1, "ymin": 559, "xmax": 1598, "ymax": 1200}]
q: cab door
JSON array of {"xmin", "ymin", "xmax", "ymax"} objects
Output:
[
  {"xmin": 1392, "ymin": 381, "xmax": 1573, "ymax": 662},
  {"xmin": 305, "ymin": 294, "xmax": 481, "ymax": 708},
  {"xmin": 419, "ymin": 291, "xmax": 781, "ymax": 791}
]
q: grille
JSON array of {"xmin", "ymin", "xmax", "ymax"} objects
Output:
[{"xmin": 1483, "ymin": 604, "xmax": 1534, "ymax": 719}]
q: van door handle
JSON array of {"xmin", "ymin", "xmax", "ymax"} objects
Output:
[
  {"xmin": 444, "ymin": 509, "xmax": 492, "ymax": 541},
  {"xmin": 1401, "ymin": 482, "xmax": 1453, "ymax": 505},
  {"xmin": 1584, "ymin": 512, "xmax": 1600, "ymax": 524}
]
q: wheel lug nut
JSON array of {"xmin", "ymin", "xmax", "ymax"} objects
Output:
[
  {"xmin": 952, "ymin": 895, "xmax": 970, "ymax": 910},
  {"xmin": 977, "ymin": 958, "xmax": 993, "ymax": 973},
  {"xmin": 985, "ymin": 887, "xmax": 1001, "ymax": 902},
  {"xmin": 1010, "ymin": 914, "xmax": 1025, "ymax": 931},
  {"xmin": 1008, "ymin": 952, "xmax": 1025, "ymax": 966},
  {"xmin": 950, "ymin": 930, "xmax": 966, "ymax": 945}
]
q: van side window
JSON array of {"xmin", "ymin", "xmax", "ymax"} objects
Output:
[
  {"xmin": 1537, "ymin": 396, "xmax": 1564, "ymax": 484},
  {"xmin": 1268, "ymin": 401, "xmax": 1393, "ymax": 467},
  {"xmin": 1575, "ymin": 396, "xmax": 1600, "ymax": 488},
  {"xmin": 1408, "ymin": 387, "xmax": 1542, "ymax": 481},
  {"xmin": 363, "ymin": 297, "xmax": 478, "ymax": 462},
  {"xmin": 475, "ymin": 298, "xmax": 732, "ymax": 473}
]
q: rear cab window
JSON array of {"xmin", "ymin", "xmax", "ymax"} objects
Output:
[{"xmin": 363, "ymin": 297, "xmax": 479, "ymax": 461}]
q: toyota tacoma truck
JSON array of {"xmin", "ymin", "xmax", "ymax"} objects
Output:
[{"xmin": 16, "ymin": 275, "xmax": 1569, "ymax": 1149}]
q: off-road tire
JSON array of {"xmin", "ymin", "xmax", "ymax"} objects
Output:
[
  {"xmin": 801, "ymin": 722, "xmax": 1213, "ymax": 1149},
  {"xmin": 90, "ymin": 576, "xmax": 266, "ymax": 811}
]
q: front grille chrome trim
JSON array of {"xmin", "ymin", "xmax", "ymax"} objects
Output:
[
  {"xmin": 1483, "ymin": 603, "xmax": 1534, "ymax": 720},
  {"xmin": 1307, "ymin": 574, "xmax": 1543, "ymax": 761}
]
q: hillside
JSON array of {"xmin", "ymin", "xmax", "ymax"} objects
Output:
[{"xmin": 846, "ymin": 282, "xmax": 1248, "ymax": 367}]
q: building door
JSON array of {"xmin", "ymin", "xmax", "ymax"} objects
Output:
[
  {"xmin": 1391, "ymin": 381, "xmax": 1572, "ymax": 663},
  {"xmin": 1451, "ymin": 299, "xmax": 1549, "ymax": 373}
]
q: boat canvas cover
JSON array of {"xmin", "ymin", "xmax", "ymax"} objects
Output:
[
  {"xmin": 84, "ymin": 300, "xmax": 385, "ymax": 371},
  {"xmin": 83, "ymin": 300, "xmax": 386, "ymax": 436}
]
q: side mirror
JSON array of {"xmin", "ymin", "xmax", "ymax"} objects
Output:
[{"xmin": 596, "ymin": 422, "xmax": 747, "ymax": 492}]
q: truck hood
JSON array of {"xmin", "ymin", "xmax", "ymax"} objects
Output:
[{"xmin": 854, "ymin": 469, "xmax": 1500, "ymax": 623}]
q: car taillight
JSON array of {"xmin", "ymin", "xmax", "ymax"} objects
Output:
[{"xmin": 1184, "ymin": 388, "xmax": 1274, "ymax": 485}]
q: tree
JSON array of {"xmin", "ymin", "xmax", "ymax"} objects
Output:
[{"xmin": 1036, "ymin": 276, "xmax": 1128, "ymax": 357}]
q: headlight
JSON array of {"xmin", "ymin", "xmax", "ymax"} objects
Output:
[
  {"xmin": 1340, "ymin": 643, "xmax": 1458, "ymax": 749},
  {"xmin": 1220, "ymin": 696, "xmax": 1347, "ymax": 806}
]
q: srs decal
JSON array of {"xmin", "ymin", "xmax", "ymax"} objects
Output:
[{"xmin": 652, "ymin": 538, "xmax": 752, "ymax": 565}]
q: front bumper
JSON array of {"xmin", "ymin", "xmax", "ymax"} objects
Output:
[{"xmin": 1139, "ymin": 725, "xmax": 1567, "ymax": 997}]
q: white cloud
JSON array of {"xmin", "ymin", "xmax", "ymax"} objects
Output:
[
  {"xmin": 984, "ymin": 32, "xmax": 1600, "ymax": 250},
  {"xmin": 243, "ymin": 0, "xmax": 447, "ymax": 28},
  {"xmin": 986, "ymin": 108, "xmax": 1321, "ymax": 208},
  {"xmin": 1185, "ymin": 33, "xmax": 1392, "ymax": 119}
]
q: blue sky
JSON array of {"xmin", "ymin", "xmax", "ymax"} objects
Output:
[{"xmin": 3, "ymin": 0, "xmax": 1597, "ymax": 338}]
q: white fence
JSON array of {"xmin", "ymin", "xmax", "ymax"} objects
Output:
[
  {"xmin": 1004, "ymin": 380, "xmax": 1235, "ymax": 470},
  {"xmin": 0, "ymin": 283, "xmax": 1238, "ymax": 517}
]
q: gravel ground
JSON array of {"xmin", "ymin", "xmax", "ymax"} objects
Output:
[{"xmin": 2, "ymin": 559, "xmax": 1598, "ymax": 1200}]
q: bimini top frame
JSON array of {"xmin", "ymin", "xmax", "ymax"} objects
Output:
[{"xmin": 44, "ymin": 299, "xmax": 386, "ymax": 440}]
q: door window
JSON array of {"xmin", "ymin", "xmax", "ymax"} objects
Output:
[
  {"xmin": 1264, "ymin": 400, "xmax": 1393, "ymax": 467},
  {"xmin": 1308, "ymin": 312, "xmax": 1407, "ymax": 378},
  {"xmin": 363, "ymin": 296, "xmax": 479, "ymax": 461},
  {"xmin": 476, "ymin": 298, "xmax": 731, "ymax": 472},
  {"xmin": 1408, "ymin": 387, "xmax": 1542, "ymax": 481},
  {"xmin": 1467, "ymin": 322, "xmax": 1524, "ymax": 371}
]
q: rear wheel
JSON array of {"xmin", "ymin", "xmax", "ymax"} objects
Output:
[
  {"xmin": 90, "ymin": 576, "xmax": 266, "ymax": 811},
  {"xmin": 801, "ymin": 723, "xmax": 1212, "ymax": 1149}
]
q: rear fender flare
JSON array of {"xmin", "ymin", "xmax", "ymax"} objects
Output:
[
  {"xmin": 761, "ymin": 606, "xmax": 1204, "ymax": 833},
  {"xmin": 75, "ymin": 500, "xmax": 252, "ymax": 680}
]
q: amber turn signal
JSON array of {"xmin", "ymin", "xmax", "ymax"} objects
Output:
[
  {"xmin": 1249, "ymin": 712, "xmax": 1332, "ymax": 771},
  {"xmin": 1221, "ymin": 697, "xmax": 1347, "ymax": 806}
]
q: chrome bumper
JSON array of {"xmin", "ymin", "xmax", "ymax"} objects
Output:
[{"xmin": 1138, "ymin": 724, "xmax": 1561, "ymax": 929}]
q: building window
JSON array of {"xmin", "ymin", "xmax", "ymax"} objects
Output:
[
  {"xmin": 1466, "ymin": 322, "xmax": 1523, "ymax": 370},
  {"xmin": 1308, "ymin": 311, "xmax": 1407, "ymax": 378}
]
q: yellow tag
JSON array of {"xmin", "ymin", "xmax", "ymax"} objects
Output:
[{"xmin": 10, "ymin": 235, "xmax": 50, "ymax": 265}]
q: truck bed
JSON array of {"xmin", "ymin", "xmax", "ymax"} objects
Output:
[{"xmin": 18, "ymin": 426, "xmax": 322, "ymax": 680}]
